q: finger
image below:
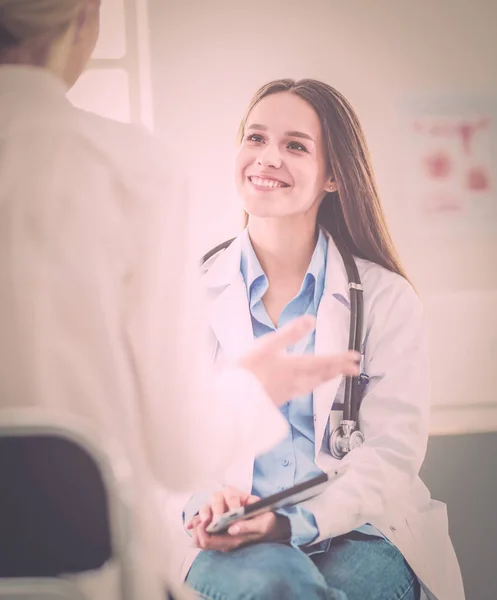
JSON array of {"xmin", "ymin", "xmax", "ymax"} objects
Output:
[
  {"xmin": 210, "ymin": 491, "xmax": 228, "ymax": 517},
  {"xmin": 228, "ymin": 513, "xmax": 271, "ymax": 536},
  {"xmin": 223, "ymin": 486, "xmax": 242, "ymax": 510},
  {"xmin": 237, "ymin": 490, "xmax": 260, "ymax": 507},
  {"xmin": 191, "ymin": 526, "xmax": 200, "ymax": 548},
  {"xmin": 287, "ymin": 351, "xmax": 360, "ymax": 372},
  {"xmin": 186, "ymin": 515, "xmax": 201, "ymax": 530},
  {"xmin": 257, "ymin": 315, "xmax": 316, "ymax": 354},
  {"xmin": 204, "ymin": 531, "xmax": 261, "ymax": 552},
  {"xmin": 196, "ymin": 527, "xmax": 241, "ymax": 552},
  {"xmin": 289, "ymin": 356, "xmax": 360, "ymax": 387},
  {"xmin": 287, "ymin": 365, "xmax": 361, "ymax": 400},
  {"xmin": 195, "ymin": 523, "xmax": 213, "ymax": 549},
  {"xmin": 198, "ymin": 504, "xmax": 213, "ymax": 525},
  {"xmin": 245, "ymin": 494, "xmax": 261, "ymax": 505},
  {"xmin": 316, "ymin": 353, "xmax": 361, "ymax": 380}
]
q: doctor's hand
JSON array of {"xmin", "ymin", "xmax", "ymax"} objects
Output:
[
  {"xmin": 186, "ymin": 486, "xmax": 291, "ymax": 552},
  {"xmin": 238, "ymin": 315, "xmax": 360, "ymax": 408}
]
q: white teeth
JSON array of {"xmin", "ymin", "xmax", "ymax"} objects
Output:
[{"xmin": 250, "ymin": 176, "xmax": 285, "ymax": 188}]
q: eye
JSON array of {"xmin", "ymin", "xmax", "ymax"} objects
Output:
[
  {"xmin": 287, "ymin": 141, "xmax": 308, "ymax": 152},
  {"xmin": 245, "ymin": 133, "xmax": 265, "ymax": 143}
]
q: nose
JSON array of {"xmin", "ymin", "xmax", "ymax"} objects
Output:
[{"xmin": 257, "ymin": 143, "xmax": 282, "ymax": 169}]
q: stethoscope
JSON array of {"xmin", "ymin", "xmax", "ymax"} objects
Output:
[
  {"xmin": 201, "ymin": 239, "xmax": 369, "ymax": 460},
  {"xmin": 327, "ymin": 246, "xmax": 369, "ymax": 458}
]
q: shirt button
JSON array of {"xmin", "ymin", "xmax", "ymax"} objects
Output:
[
  {"xmin": 390, "ymin": 525, "xmax": 396, "ymax": 532},
  {"xmin": 282, "ymin": 459, "xmax": 290, "ymax": 467},
  {"xmin": 279, "ymin": 485, "xmax": 287, "ymax": 492}
]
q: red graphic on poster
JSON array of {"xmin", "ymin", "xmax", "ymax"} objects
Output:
[
  {"xmin": 413, "ymin": 113, "xmax": 493, "ymax": 219},
  {"xmin": 423, "ymin": 190, "xmax": 463, "ymax": 214},
  {"xmin": 422, "ymin": 150, "xmax": 453, "ymax": 179},
  {"xmin": 466, "ymin": 165, "xmax": 490, "ymax": 192}
]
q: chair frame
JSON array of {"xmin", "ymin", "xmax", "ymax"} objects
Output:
[{"xmin": 0, "ymin": 409, "xmax": 138, "ymax": 600}]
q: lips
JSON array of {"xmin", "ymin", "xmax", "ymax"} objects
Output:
[{"xmin": 248, "ymin": 175, "xmax": 290, "ymax": 189}]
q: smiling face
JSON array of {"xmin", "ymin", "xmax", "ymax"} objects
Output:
[{"xmin": 235, "ymin": 91, "xmax": 334, "ymax": 224}]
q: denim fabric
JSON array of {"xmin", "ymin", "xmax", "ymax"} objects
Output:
[{"xmin": 185, "ymin": 531, "xmax": 420, "ymax": 600}]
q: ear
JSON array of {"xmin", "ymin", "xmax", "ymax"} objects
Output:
[
  {"xmin": 72, "ymin": 4, "xmax": 87, "ymax": 41},
  {"xmin": 73, "ymin": 0, "xmax": 99, "ymax": 41},
  {"xmin": 325, "ymin": 180, "xmax": 337, "ymax": 193}
]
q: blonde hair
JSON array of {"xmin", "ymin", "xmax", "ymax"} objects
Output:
[{"xmin": 0, "ymin": 0, "xmax": 82, "ymax": 50}]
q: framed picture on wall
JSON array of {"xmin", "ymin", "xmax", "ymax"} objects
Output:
[
  {"xmin": 400, "ymin": 97, "xmax": 497, "ymax": 434},
  {"xmin": 401, "ymin": 95, "xmax": 497, "ymax": 238}
]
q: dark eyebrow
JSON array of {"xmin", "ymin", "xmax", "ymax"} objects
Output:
[
  {"xmin": 246, "ymin": 124, "xmax": 315, "ymax": 143},
  {"xmin": 285, "ymin": 130, "xmax": 315, "ymax": 143}
]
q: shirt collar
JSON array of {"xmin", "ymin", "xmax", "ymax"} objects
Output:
[
  {"xmin": 239, "ymin": 227, "xmax": 328, "ymax": 311},
  {"xmin": 0, "ymin": 65, "xmax": 69, "ymax": 102},
  {"xmin": 240, "ymin": 228, "xmax": 264, "ymax": 290},
  {"xmin": 307, "ymin": 227, "xmax": 328, "ymax": 309}
]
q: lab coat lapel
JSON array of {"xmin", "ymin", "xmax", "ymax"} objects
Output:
[
  {"xmin": 313, "ymin": 234, "xmax": 351, "ymax": 459},
  {"xmin": 202, "ymin": 237, "xmax": 257, "ymax": 491},
  {"xmin": 208, "ymin": 279, "xmax": 254, "ymax": 362},
  {"xmin": 202, "ymin": 236, "xmax": 254, "ymax": 363}
]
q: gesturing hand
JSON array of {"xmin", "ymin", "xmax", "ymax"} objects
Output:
[{"xmin": 238, "ymin": 315, "xmax": 359, "ymax": 407}]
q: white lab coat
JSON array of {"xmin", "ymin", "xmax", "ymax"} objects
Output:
[
  {"xmin": 0, "ymin": 66, "xmax": 288, "ymax": 600},
  {"xmin": 166, "ymin": 232, "xmax": 465, "ymax": 600}
]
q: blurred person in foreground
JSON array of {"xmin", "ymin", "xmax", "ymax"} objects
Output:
[{"xmin": 0, "ymin": 1, "xmax": 360, "ymax": 598}]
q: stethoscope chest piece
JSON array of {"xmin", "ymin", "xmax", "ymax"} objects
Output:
[{"xmin": 329, "ymin": 419, "xmax": 365, "ymax": 459}]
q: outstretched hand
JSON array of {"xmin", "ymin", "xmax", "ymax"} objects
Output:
[{"xmin": 238, "ymin": 315, "xmax": 359, "ymax": 407}]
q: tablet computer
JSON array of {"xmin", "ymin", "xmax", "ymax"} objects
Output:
[{"xmin": 205, "ymin": 469, "xmax": 341, "ymax": 535}]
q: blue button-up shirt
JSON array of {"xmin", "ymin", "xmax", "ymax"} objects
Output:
[{"xmin": 240, "ymin": 227, "xmax": 383, "ymax": 552}]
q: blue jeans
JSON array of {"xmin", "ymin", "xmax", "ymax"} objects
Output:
[{"xmin": 185, "ymin": 531, "xmax": 420, "ymax": 600}]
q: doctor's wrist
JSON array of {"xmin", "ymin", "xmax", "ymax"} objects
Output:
[{"xmin": 270, "ymin": 513, "xmax": 292, "ymax": 543}]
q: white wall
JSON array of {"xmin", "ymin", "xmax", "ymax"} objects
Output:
[{"xmin": 150, "ymin": 0, "xmax": 497, "ymax": 434}]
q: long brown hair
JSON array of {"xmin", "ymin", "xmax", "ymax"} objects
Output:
[{"xmin": 238, "ymin": 78, "xmax": 409, "ymax": 282}]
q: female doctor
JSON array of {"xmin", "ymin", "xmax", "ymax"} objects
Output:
[{"xmin": 181, "ymin": 79, "xmax": 465, "ymax": 600}]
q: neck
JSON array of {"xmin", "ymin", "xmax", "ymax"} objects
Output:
[
  {"xmin": 247, "ymin": 216, "xmax": 319, "ymax": 284},
  {"xmin": 0, "ymin": 29, "xmax": 73, "ymax": 88}
]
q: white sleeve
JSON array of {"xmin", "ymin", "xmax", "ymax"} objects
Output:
[
  {"xmin": 0, "ymin": 125, "xmax": 286, "ymax": 495},
  {"xmin": 125, "ymin": 139, "xmax": 288, "ymax": 490},
  {"xmin": 0, "ymin": 127, "xmax": 140, "ymax": 436}
]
